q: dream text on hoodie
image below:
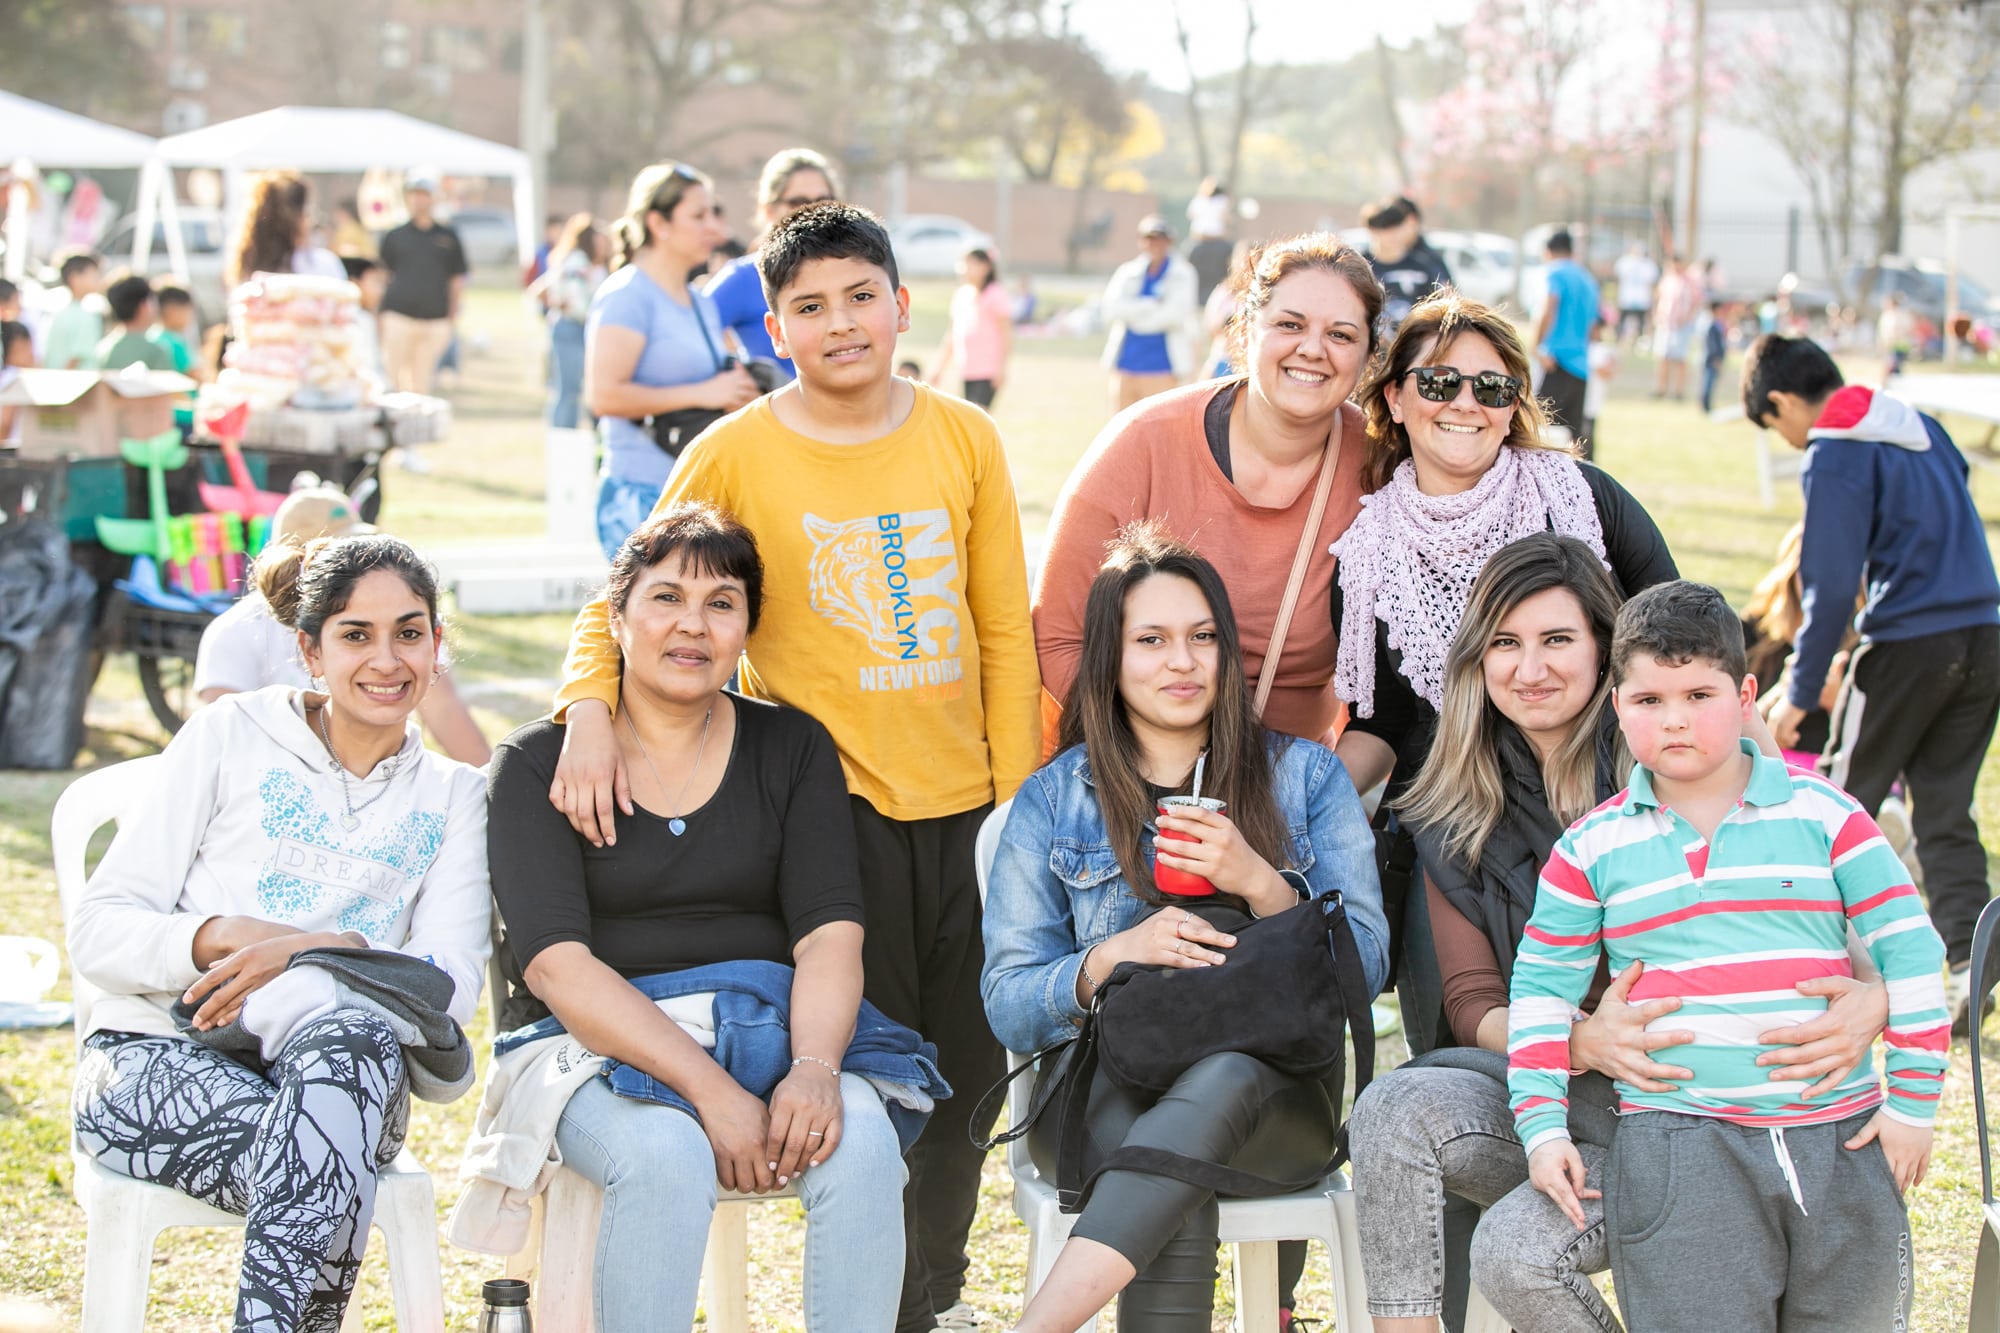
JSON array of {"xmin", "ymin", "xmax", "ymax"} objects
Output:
[
  {"xmin": 1790, "ymin": 385, "xmax": 2000, "ymax": 708},
  {"xmin": 67, "ymin": 686, "xmax": 493, "ymax": 1040}
]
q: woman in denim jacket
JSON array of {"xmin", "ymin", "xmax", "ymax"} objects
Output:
[{"xmin": 983, "ymin": 524, "xmax": 1389, "ymax": 1333}]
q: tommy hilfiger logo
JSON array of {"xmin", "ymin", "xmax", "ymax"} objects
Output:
[{"xmin": 1780, "ymin": 880, "xmax": 1794, "ymax": 890}]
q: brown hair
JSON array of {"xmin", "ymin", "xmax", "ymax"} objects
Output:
[
  {"xmin": 605, "ymin": 501, "xmax": 765, "ymax": 633},
  {"xmin": 1226, "ymin": 232, "xmax": 1385, "ymax": 369},
  {"xmin": 231, "ymin": 171, "xmax": 312, "ymax": 287},
  {"xmin": 1355, "ymin": 291, "xmax": 1564, "ymax": 493},
  {"xmin": 1057, "ymin": 521, "xmax": 1292, "ymax": 906},
  {"xmin": 548, "ymin": 211, "xmax": 602, "ymax": 270},
  {"xmin": 253, "ymin": 534, "xmax": 440, "ymax": 643},
  {"xmin": 612, "ymin": 162, "xmax": 713, "ymax": 270}
]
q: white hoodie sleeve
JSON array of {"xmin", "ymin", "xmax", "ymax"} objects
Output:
[
  {"xmin": 391, "ymin": 762, "xmax": 493, "ymax": 1027},
  {"xmin": 67, "ymin": 703, "xmax": 229, "ymax": 997}
]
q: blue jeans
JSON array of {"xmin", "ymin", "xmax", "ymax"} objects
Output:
[
  {"xmin": 553, "ymin": 1072, "xmax": 908, "ymax": 1333},
  {"xmin": 596, "ymin": 474, "xmax": 665, "ymax": 561},
  {"xmin": 548, "ymin": 319, "xmax": 586, "ymax": 428}
]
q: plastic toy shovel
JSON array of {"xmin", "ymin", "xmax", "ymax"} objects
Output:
[
  {"xmin": 196, "ymin": 400, "xmax": 286, "ymax": 516},
  {"xmin": 95, "ymin": 429, "xmax": 189, "ymax": 560}
]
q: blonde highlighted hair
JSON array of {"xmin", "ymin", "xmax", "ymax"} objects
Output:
[{"xmin": 1396, "ymin": 533, "xmax": 1626, "ymax": 869}]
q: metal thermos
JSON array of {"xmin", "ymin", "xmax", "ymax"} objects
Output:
[{"xmin": 478, "ymin": 1278, "xmax": 533, "ymax": 1333}]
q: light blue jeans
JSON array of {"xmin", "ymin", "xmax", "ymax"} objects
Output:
[
  {"xmin": 553, "ymin": 1072, "xmax": 908, "ymax": 1333},
  {"xmin": 595, "ymin": 474, "xmax": 665, "ymax": 561},
  {"xmin": 548, "ymin": 318, "xmax": 587, "ymax": 428}
]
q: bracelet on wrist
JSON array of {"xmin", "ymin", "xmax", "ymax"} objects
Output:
[
  {"xmin": 1079, "ymin": 945, "xmax": 1103, "ymax": 993},
  {"xmin": 790, "ymin": 1054, "xmax": 840, "ymax": 1081}
]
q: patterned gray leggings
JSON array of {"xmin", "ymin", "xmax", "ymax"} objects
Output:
[{"xmin": 73, "ymin": 1013, "xmax": 410, "ymax": 1333}]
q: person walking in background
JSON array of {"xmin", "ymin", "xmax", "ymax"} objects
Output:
[
  {"xmin": 1699, "ymin": 298, "xmax": 1729, "ymax": 414},
  {"xmin": 88, "ymin": 273, "xmax": 176, "ymax": 373},
  {"xmin": 542, "ymin": 213, "xmax": 610, "ymax": 430},
  {"xmin": 584, "ymin": 162, "xmax": 753, "ymax": 560},
  {"xmin": 1582, "ymin": 320, "xmax": 1617, "ymax": 454},
  {"xmin": 1613, "ymin": 242, "xmax": 1658, "ymax": 348},
  {"xmin": 1532, "ymin": 230, "xmax": 1599, "ymax": 452},
  {"xmin": 1650, "ymin": 255, "xmax": 1698, "ymax": 399},
  {"xmin": 525, "ymin": 212, "xmax": 563, "ymax": 288},
  {"xmin": 1102, "ymin": 215, "xmax": 1200, "ymax": 412},
  {"xmin": 1878, "ymin": 291, "xmax": 1916, "ymax": 382},
  {"xmin": 1185, "ymin": 177, "xmax": 1234, "ymax": 302},
  {"xmin": 928, "ymin": 246, "xmax": 1012, "ymax": 409},
  {"xmin": 1363, "ymin": 195, "xmax": 1454, "ymax": 340},
  {"xmin": 377, "ymin": 171, "xmax": 469, "ymax": 394},
  {"xmin": 227, "ymin": 171, "xmax": 345, "ymax": 286},
  {"xmin": 705, "ymin": 148, "xmax": 842, "ymax": 384},
  {"xmin": 43, "ymin": 249, "xmax": 105, "ymax": 371},
  {"xmin": 1742, "ymin": 333, "xmax": 2000, "ymax": 1034}
]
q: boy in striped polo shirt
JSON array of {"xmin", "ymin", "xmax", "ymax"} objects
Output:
[{"xmin": 1510, "ymin": 580, "xmax": 1948, "ymax": 1331}]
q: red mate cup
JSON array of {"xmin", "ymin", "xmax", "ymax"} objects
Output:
[{"xmin": 1154, "ymin": 795, "xmax": 1226, "ymax": 897}]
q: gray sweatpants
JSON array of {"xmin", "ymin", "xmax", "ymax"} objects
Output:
[{"xmin": 1607, "ymin": 1110, "xmax": 1911, "ymax": 1333}]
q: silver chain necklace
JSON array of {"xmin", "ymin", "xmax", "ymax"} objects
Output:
[
  {"xmin": 316, "ymin": 704, "xmax": 400, "ymax": 831},
  {"xmin": 624, "ymin": 703, "xmax": 713, "ymax": 836}
]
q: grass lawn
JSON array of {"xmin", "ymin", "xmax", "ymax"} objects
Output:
[{"xmin": 2, "ymin": 278, "xmax": 1997, "ymax": 1330}]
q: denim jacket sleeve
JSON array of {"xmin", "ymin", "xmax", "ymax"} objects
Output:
[
  {"xmin": 979, "ymin": 777, "xmax": 1091, "ymax": 1054},
  {"xmin": 1293, "ymin": 743, "xmax": 1392, "ymax": 999}
]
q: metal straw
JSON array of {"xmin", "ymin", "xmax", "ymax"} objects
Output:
[{"xmin": 1191, "ymin": 750, "xmax": 1206, "ymax": 803}]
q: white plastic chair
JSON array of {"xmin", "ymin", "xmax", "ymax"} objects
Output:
[
  {"xmin": 1967, "ymin": 895, "xmax": 2000, "ymax": 1332},
  {"xmin": 973, "ymin": 799, "xmax": 1510, "ymax": 1333},
  {"xmin": 52, "ymin": 754, "xmax": 447, "ymax": 1333},
  {"xmin": 503, "ymin": 1167, "xmax": 797, "ymax": 1333}
]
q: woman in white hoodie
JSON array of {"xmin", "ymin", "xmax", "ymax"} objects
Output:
[{"xmin": 69, "ymin": 533, "xmax": 491, "ymax": 1333}]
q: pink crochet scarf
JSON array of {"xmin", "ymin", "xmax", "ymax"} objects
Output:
[{"xmin": 1332, "ymin": 446, "xmax": 1607, "ymax": 718}]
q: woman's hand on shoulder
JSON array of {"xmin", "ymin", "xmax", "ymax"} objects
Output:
[
  {"xmin": 183, "ymin": 927, "xmax": 357, "ymax": 1030},
  {"xmin": 550, "ymin": 701, "xmax": 631, "ymax": 847},
  {"xmin": 1153, "ymin": 806, "xmax": 1292, "ymax": 913},
  {"xmin": 1567, "ymin": 961, "xmax": 1695, "ymax": 1092},
  {"xmin": 766, "ymin": 1059, "xmax": 844, "ymax": 1186}
]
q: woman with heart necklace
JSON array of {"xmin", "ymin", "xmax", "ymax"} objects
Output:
[
  {"xmin": 482, "ymin": 501, "xmax": 909, "ymax": 1331},
  {"xmin": 981, "ymin": 523, "xmax": 1390, "ymax": 1333},
  {"xmin": 69, "ymin": 533, "xmax": 492, "ymax": 1332}
]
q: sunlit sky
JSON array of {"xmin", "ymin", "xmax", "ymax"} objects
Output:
[{"xmin": 1069, "ymin": 0, "xmax": 1480, "ymax": 88}]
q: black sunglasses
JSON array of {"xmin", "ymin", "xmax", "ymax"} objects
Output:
[
  {"xmin": 1403, "ymin": 365, "xmax": 1523, "ymax": 409},
  {"xmin": 777, "ymin": 194, "xmax": 836, "ymax": 210}
]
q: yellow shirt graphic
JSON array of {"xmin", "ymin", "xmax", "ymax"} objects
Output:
[{"xmin": 556, "ymin": 384, "xmax": 1041, "ymax": 820}]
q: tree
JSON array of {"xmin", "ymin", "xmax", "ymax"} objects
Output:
[
  {"xmin": 1734, "ymin": 0, "xmax": 2000, "ymax": 296},
  {"xmin": 0, "ymin": 0, "xmax": 157, "ymax": 121},
  {"xmin": 1165, "ymin": 0, "xmax": 1279, "ymax": 195}
]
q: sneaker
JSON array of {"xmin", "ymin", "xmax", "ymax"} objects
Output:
[
  {"xmin": 935, "ymin": 1301, "xmax": 981, "ymax": 1331},
  {"xmin": 1877, "ymin": 794, "xmax": 1915, "ymax": 861}
]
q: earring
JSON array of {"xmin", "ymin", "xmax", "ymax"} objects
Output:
[{"xmin": 429, "ymin": 669, "xmax": 442, "ymax": 685}]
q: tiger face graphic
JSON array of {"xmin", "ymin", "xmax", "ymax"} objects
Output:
[{"xmin": 803, "ymin": 509, "xmax": 962, "ymax": 661}]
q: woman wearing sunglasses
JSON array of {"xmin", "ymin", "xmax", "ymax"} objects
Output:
[
  {"xmin": 1331, "ymin": 295, "xmax": 1677, "ymax": 1053},
  {"xmin": 703, "ymin": 148, "xmax": 841, "ymax": 385}
]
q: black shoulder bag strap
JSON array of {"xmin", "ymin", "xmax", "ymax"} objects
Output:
[{"xmin": 1056, "ymin": 896, "xmax": 1378, "ymax": 1210}]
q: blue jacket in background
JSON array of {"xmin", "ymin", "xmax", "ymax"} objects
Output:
[
  {"xmin": 1790, "ymin": 386, "xmax": 2000, "ymax": 708},
  {"xmin": 703, "ymin": 254, "xmax": 795, "ymax": 380},
  {"xmin": 492, "ymin": 959, "xmax": 948, "ymax": 1152},
  {"xmin": 981, "ymin": 735, "xmax": 1390, "ymax": 1055}
]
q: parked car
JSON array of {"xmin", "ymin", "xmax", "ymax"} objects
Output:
[
  {"xmin": 1842, "ymin": 257, "xmax": 2000, "ymax": 327},
  {"xmin": 1425, "ymin": 229, "xmax": 1525, "ymax": 309},
  {"xmin": 888, "ymin": 214, "xmax": 994, "ymax": 279},
  {"xmin": 443, "ymin": 206, "xmax": 518, "ymax": 270},
  {"xmin": 94, "ymin": 210, "xmax": 230, "ymax": 325}
]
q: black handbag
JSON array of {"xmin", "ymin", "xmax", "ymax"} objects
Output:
[
  {"xmin": 974, "ymin": 891, "xmax": 1376, "ymax": 1212},
  {"xmin": 635, "ymin": 301, "xmax": 779, "ymax": 457}
]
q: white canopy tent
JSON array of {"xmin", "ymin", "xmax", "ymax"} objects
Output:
[
  {"xmin": 139, "ymin": 106, "xmax": 536, "ymax": 272},
  {"xmin": 0, "ymin": 91, "xmax": 177, "ymax": 281}
]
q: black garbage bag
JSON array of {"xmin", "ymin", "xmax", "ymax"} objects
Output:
[{"xmin": 0, "ymin": 518, "xmax": 99, "ymax": 769}]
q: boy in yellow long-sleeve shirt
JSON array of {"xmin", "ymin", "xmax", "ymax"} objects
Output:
[{"xmin": 548, "ymin": 202, "xmax": 1041, "ymax": 1332}]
